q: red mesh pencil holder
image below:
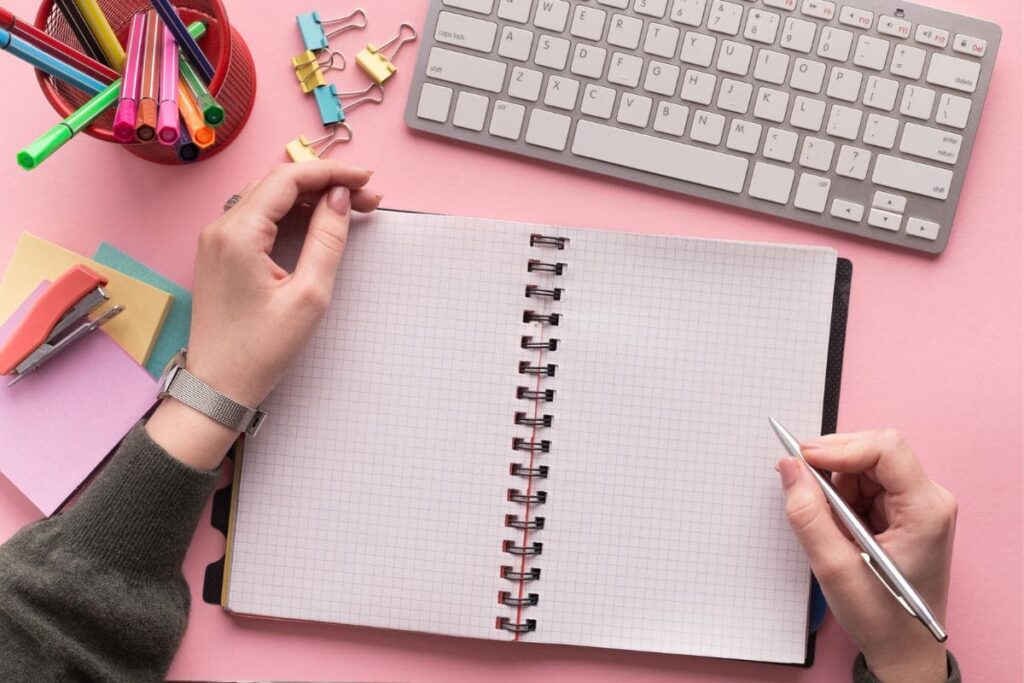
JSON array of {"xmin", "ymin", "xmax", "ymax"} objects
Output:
[{"xmin": 33, "ymin": 0, "xmax": 256, "ymax": 164}]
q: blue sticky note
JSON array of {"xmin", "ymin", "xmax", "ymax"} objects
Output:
[
  {"xmin": 297, "ymin": 11, "xmax": 329, "ymax": 51},
  {"xmin": 313, "ymin": 83, "xmax": 345, "ymax": 126},
  {"xmin": 92, "ymin": 243, "xmax": 191, "ymax": 378}
]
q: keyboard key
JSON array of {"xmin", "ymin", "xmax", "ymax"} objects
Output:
[
  {"xmin": 872, "ymin": 191, "xmax": 906, "ymax": 212},
  {"xmin": 643, "ymin": 61, "xmax": 681, "ymax": 96},
  {"xmin": 498, "ymin": 0, "xmax": 533, "ymax": 22},
  {"xmin": 416, "ymin": 83, "xmax": 453, "ymax": 122},
  {"xmin": 718, "ymin": 41, "xmax": 753, "ymax": 75},
  {"xmin": 617, "ymin": 93, "xmax": 654, "ymax": 127},
  {"xmin": 571, "ymin": 120, "xmax": 750, "ymax": 192},
  {"xmin": 744, "ymin": 9, "xmax": 781, "ymax": 45},
  {"xmin": 862, "ymin": 113, "xmax": 898, "ymax": 148},
  {"xmin": 681, "ymin": 70, "xmax": 717, "ymax": 104},
  {"xmin": 825, "ymin": 104, "xmax": 862, "ymax": 140},
  {"xmin": 765, "ymin": 0, "xmax": 797, "ymax": 10},
  {"xmin": 581, "ymin": 83, "xmax": 617, "ymax": 117},
  {"xmin": 914, "ymin": 25, "xmax": 949, "ymax": 49},
  {"xmin": 635, "ymin": 0, "xmax": 670, "ymax": 18},
  {"xmin": 690, "ymin": 110, "xmax": 726, "ymax": 144},
  {"xmin": 669, "ymin": 0, "xmax": 708, "ymax": 26},
  {"xmin": 872, "ymin": 155, "xmax": 953, "ymax": 199},
  {"xmin": 899, "ymin": 85, "xmax": 935, "ymax": 120},
  {"xmin": 838, "ymin": 6, "xmax": 873, "ymax": 29},
  {"xmin": 927, "ymin": 54, "xmax": 981, "ymax": 93},
  {"xmin": 534, "ymin": 0, "xmax": 569, "ymax": 31},
  {"xmin": 899, "ymin": 123, "xmax": 962, "ymax": 165},
  {"xmin": 644, "ymin": 22, "xmax": 681, "ymax": 57},
  {"xmin": 748, "ymin": 162, "xmax": 795, "ymax": 203},
  {"xmin": 868, "ymin": 208, "xmax": 901, "ymax": 231},
  {"xmin": 435, "ymin": 11, "xmax": 498, "ymax": 53},
  {"xmin": 753, "ymin": 50, "xmax": 790, "ymax": 85},
  {"xmin": 653, "ymin": 101, "xmax": 690, "ymax": 135},
  {"xmin": 863, "ymin": 76, "xmax": 899, "ymax": 111},
  {"xmin": 608, "ymin": 13, "xmax": 643, "ymax": 48},
  {"xmin": 427, "ymin": 48, "xmax": 507, "ymax": 93},
  {"xmin": 718, "ymin": 79, "xmax": 753, "ymax": 113},
  {"xmin": 780, "ymin": 18, "xmax": 816, "ymax": 53},
  {"xmin": 877, "ymin": 15, "xmax": 911, "ymax": 39},
  {"xmin": 681, "ymin": 31, "xmax": 717, "ymax": 66},
  {"xmin": 817, "ymin": 26, "xmax": 853, "ymax": 62},
  {"xmin": 936, "ymin": 93, "xmax": 972, "ymax": 129},
  {"xmin": 852, "ymin": 35, "xmax": 889, "ymax": 71},
  {"xmin": 443, "ymin": 0, "xmax": 494, "ymax": 14},
  {"xmin": 753, "ymin": 88, "xmax": 789, "ymax": 122},
  {"xmin": 890, "ymin": 44, "xmax": 926, "ymax": 79},
  {"xmin": 906, "ymin": 217, "xmax": 940, "ymax": 240},
  {"xmin": 835, "ymin": 144, "xmax": 870, "ymax": 179},
  {"xmin": 526, "ymin": 109, "xmax": 572, "ymax": 150},
  {"xmin": 799, "ymin": 136, "xmax": 835, "ymax": 171},
  {"xmin": 726, "ymin": 119, "xmax": 762, "ymax": 153},
  {"xmin": 953, "ymin": 34, "xmax": 987, "ymax": 57},
  {"xmin": 790, "ymin": 58, "xmax": 826, "ymax": 93},
  {"xmin": 801, "ymin": 0, "xmax": 835, "ymax": 21},
  {"xmin": 453, "ymin": 92, "xmax": 489, "ymax": 130},
  {"xmin": 708, "ymin": 1, "xmax": 744, "ymax": 35},
  {"xmin": 544, "ymin": 75, "xmax": 581, "ymax": 110},
  {"xmin": 608, "ymin": 52, "xmax": 644, "ymax": 86},
  {"xmin": 794, "ymin": 173, "xmax": 831, "ymax": 212},
  {"xmin": 498, "ymin": 26, "xmax": 534, "ymax": 61},
  {"xmin": 763, "ymin": 127, "xmax": 799, "ymax": 162},
  {"xmin": 571, "ymin": 5, "xmax": 608, "ymax": 40},
  {"xmin": 489, "ymin": 100, "xmax": 526, "ymax": 139},
  {"xmin": 790, "ymin": 96, "xmax": 825, "ymax": 131},
  {"xmin": 570, "ymin": 43, "xmax": 608, "ymax": 78},
  {"xmin": 826, "ymin": 67, "xmax": 862, "ymax": 102},
  {"xmin": 831, "ymin": 198, "xmax": 864, "ymax": 221},
  {"xmin": 509, "ymin": 66, "xmax": 544, "ymax": 100},
  {"xmin": 535, "ymin": 35, "xmax": 570, "ymax": 69},
  {"xmin": 598, "ymin": 0, "xmax": 630, "ymax": 7}
]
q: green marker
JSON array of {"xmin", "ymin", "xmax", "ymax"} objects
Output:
[
  {"xmin": 18, "ymin": 21, "xmax": 208, "ymax": 170},
  {"xmin": 179, "ymin": 52, "xmax": 224, "ymax": 127}
]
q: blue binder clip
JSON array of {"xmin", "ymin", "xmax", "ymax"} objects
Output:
[
  {"xmin": 297, "ymin": 8, "xmax": 367, "ymax": 52},
  {"xmin": 312, "ymin": 82, "xmax": 384, "ymax": 126}
]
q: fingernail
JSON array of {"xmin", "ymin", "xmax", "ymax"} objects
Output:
[
  {"xmin": 328, "ymin": 186, "xmax": 350, "ymax": 213},
  {"xmin": 778, "ymin": 458, "xmax": 799, "ymax": 489},
  {"xmin": 374, "ymin": 191, "xmax": 384, "ymax": 203},
  {"xmin": 800, "ymin": 440, "xmax": 823, "ymax": 451},
  {"xmin": 364, "ymin": 168, "xmax": 374, "ymax": 176}
]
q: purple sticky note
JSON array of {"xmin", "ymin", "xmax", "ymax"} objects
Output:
[{"xmin": 0, "ymin": 283, "xmax": 157, "ymax": 517}]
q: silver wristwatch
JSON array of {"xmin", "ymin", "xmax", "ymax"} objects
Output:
[{"xmin": 158, "ymin": 349, "xmax": 267, "ymax": 437}]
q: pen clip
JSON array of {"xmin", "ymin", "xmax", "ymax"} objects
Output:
[{"xmin": 860, "ymin": 552, "xmax": 915, "ymax": 616}]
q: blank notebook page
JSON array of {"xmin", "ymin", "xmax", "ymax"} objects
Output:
[{"xmin": 534, "ymin": 228, "xmax": 836, "ymax": 663}]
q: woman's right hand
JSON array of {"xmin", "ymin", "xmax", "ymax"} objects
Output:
[{"xmin": 777, "ymin": 430, "xmax": 957, "ymax": 683}]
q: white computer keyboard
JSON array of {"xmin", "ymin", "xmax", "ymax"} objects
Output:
[{"xmin": 404, "ymin": 0, "xmax": 1000, "ymax": 253}]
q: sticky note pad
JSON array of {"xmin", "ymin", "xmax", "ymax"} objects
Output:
[
  {"xmin": 93, "ymin": 243, "xmax": 192, "ymax": 378},
  {"xmin": 0, "ymin": 233, "xmax": 171, "ymax": 366},
  {"xmin": 0, "ymin": 283, "xmax": 157, "ymax": 517}
]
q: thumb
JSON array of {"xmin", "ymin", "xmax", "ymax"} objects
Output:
[
  {"xmin": 295, "ymin": 186, "xmax": 351, "ymax": 289},
  {"xmin": 778, "ymin": 458, "xmax": 860, "ymax": 579}
]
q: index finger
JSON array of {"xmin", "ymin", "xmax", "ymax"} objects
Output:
[
  {"xmin": 240, "ymin": 161, "xmax": 372, "ymax": 224},
  {"xmin": 800, "ymin": 429, "xmax": 932, "ymax": 498}
]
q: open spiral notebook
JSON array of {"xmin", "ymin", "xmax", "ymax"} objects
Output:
[{"xmin": 204, "ymin": 210, "xmax": 851, "ymax": 666}]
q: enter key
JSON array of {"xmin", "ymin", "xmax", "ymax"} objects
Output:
[{"xmin": 899, "ymin": 123, "xmax": 963, "ymax": 165}]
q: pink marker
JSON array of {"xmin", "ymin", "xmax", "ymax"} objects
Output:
[
  {"xmin": 112, "ymin": 12, "xmax": 146, "ymax": 143},
  {"xmin": 156, "ymin": 22, "xmax": 180, "ymax": 145}
]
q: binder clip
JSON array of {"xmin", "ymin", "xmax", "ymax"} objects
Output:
[
  {"xmin": 312, "ymin": 82, "xmax": 384, "ymax": 126},
  {"xmin": 0, "ymin": 265, "xmax": 123, "ymax": 386},
  {"xmin": 297, "ymin": 8, "xmax": 367, "ymax": 52},
  {"xmin": 292, "ymin": 50, "xmax": 347, "ymax": 94},
  {"xmin": 356, "ymin": 23, "xmax": 418, "ymax": 85},
  {"xmin": 285, "ymin": 124, "xmax": 353, "ymax": 163}
]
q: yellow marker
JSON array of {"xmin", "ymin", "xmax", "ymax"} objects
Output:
[
  {"xmin": 355, "ymin": 22, "xmax": 416, "ymax": 85},
  {"xmin": 72, "ymin": 0, "xmax": 125, "ymax": 69},
  {"xmin": 285, "ymin": 126, "xmax": 352, "ymax": 163}
]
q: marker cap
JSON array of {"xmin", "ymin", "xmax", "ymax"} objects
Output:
[
  {"xmin": 156, "ymin": 101, "xmax": 180, "ymax": 145},
  {"xmin": 112, "ymin": 99, "xmax": 138, "ymax": 143},
  {"xmin": 136, "ymin": 98, "xmax": 157, "ymax": 141},
  {"xmin": 196, "ymin": 93, "xmax": 225, "ymax": 126},
  {"xmin": 18, "ymin": 125, "xmax": 73, "ymax": 170}
]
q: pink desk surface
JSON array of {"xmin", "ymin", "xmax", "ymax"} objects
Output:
[{"xmin": 0, "ymin": 0, "xmax": 1021, "ymax": 680}]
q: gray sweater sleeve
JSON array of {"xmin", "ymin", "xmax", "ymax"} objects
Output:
[
  {"xmin": 0, "ymin": 422, "xmax": 220, "ymax": 682},
  {"xmin": 853, "ymin": 651, "xmax": 961, "ymax": 683}
]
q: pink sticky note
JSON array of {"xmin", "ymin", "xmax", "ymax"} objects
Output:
[{"xmin": 0, "ymin": 283, "xmax": 157, "ymax": 517}]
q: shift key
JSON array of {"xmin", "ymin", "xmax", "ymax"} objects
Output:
[
  {"xmin": 426, "ymin": 47, "xmax": 507, "ymax": 93},
  {"xmin": 872, "ymin": 155, "xmax": 953, "ymax": 200}
]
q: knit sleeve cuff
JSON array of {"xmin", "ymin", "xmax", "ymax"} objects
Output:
[
  {"xmin": 61, "ymin": 421, "xmax": 221, "ymax": 576},
  {"xmin": 853, "ymin": 651, "xmax": 960, "ymax": 683}
]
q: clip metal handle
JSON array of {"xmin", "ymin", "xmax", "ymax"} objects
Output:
[
  {"xmin": 338, "ymin": 81, "xmax": 384, "ymax": 112},
  {"xmin": 323, "ymin": 7, "xmax": 367, "ymax": 39},
  {"xmin": 377, "ymin": 22, "xmax": 418, "ymax": 63}
]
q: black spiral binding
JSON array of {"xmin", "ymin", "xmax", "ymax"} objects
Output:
[{"xmin": 499, "ymin": 233, "xmax": 568, "ymax": 638}]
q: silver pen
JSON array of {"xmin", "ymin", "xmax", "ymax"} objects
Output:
[{"xmin": 769, "ymin": 417, "xmax": 948, "ymax": 643}]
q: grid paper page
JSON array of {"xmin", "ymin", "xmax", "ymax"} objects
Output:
[
  {"xmin": 529, "ymin": 228, "xmax": 836, "ymax": 663},
  {"xmin": 227, "ymin": 211, "xmax": 538, "ymax": 640}
]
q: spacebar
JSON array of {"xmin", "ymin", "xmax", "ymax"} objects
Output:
[{"xmin": 570, "ymin": 120, "xmax": 749, "ymax": 193}]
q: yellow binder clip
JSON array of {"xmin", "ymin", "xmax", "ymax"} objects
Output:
[
  {"xmin": 285, "ymin": 124, "xmax": 353, "ymax": 163},
  {"xmin": 292, "ymin": 50, "xmax": 346, "ymax": 94},
  {"xmin": 356, "ymin": 23, "xmax": 417, "ymax": 85}
]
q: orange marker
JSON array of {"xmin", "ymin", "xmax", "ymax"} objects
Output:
[
  {"xmin": 135, "ymin": 9, "xmax": 161, "ymax": 141},
  {"xmin": 177, "ymin": 79, "xmax": 214, "ymax": 148}
]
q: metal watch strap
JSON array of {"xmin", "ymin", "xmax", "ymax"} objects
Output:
[{"xmin": 163, "ymin": 367, "xmax": 266, "ymax": 437}]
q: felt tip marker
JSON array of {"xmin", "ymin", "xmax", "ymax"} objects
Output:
[
  {"xmin": 112, "ymin": 12, "xmax": 147, "ymax": 143},
  {"xmin": 0, "ymin": 26, "xmax": 104, "ymax": 94},
  {"xmin": 156, "ymin": 23, "xmax": 180, "ymax": 145}
]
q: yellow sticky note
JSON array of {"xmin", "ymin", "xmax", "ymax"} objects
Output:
[{"xmin": 0, "ymin": 233, "xmax": 172, "ymax": 366}]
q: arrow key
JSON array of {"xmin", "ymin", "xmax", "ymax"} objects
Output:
[
  {"xmin": 869, "ymin": 208, "xmax": 902, "ymax": 231},
  {"xmin": 830, "ymin": 198, "xmax": 864, "ymax": 222},
  {"xmin": 873, "ymin": 191, "xmax": 907, "ymax": 213}
]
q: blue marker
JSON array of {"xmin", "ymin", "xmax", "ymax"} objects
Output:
[
  {"xmin": 312, "ymin": 81, "xmax": 383, "ymax": 127},
  {"xmin": 0, "ymin": 27, "xmax": 104, "ymax": 95},
  {"xmin": 151, "ymin": 0, "xmax": 215, "ymax": 82}
]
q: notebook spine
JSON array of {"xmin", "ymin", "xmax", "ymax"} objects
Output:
[{"xmin": 497, "ymin": 233, "xmax": 568, "ymax": 639}]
